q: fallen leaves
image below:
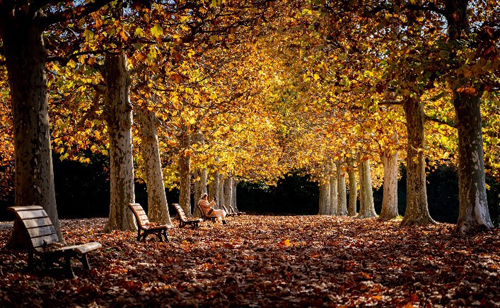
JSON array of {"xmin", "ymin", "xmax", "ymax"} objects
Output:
[{"xmin": 0, "ymin": 215, "xmax": 499, "ymax": 306}]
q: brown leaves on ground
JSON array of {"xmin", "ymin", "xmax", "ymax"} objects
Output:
[{"xmin": 0, "ymin": 216, "xmax": 499, "ymax": 307}]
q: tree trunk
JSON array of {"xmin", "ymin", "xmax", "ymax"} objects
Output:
[
  {"xmin": 193, "ymin": 168, "xmax": 207, "ymax": 217},
  {"xmin": 209, "ymin": 171, "xmax": 220, "ymax": 209},
  {"xmin": 224, "ymin": 177, "xmax": 233, "ymax": 210},
  {"xmin": 103, "ymin": 53, "xmax": 136, "ymax": 231},
  {"xmin": 401, "ymin": 98, "xmax": 435, "ymax": 226},
  {"xmin": 178, "ymin": 130, "xmax": 191, "ymax": 216},
  {"xmin": 347, "ymin": 159, "xmax": 357, "ymax": 216},
  {"xmin": 453, "ymin": 92, "xmax": 493, "ymax": 233},
  {"xmin": 219, "ymin": 176, "xmax": 225, "ymax": 207},
  {"xmin": 328, "ymin": 175, "xmax": 337, "ymax": 215},
  {"xmin": 318, "ymin": 182, "xmax": 330, "ymax": 215},
  {"xmin": 358, "ymin": 159, "xmax": 377, "ymax": 218},
  {"xmin": 337, "ymin": 162, "xmax": 347, "ymax": 215},
  {"xmin": 3, "ymin": 18, "xmax": 62, "ymax": 246},
  {"xmin": 136, "ymin": 109, "xmax": 172, "ymax": 225},
  {"xmin": 232, "ymin": 180, "xmax": 239, "ymax": 211},
  {"xmin": 380, "ymin": 150, "xmax": 399, "ymax": 220}
]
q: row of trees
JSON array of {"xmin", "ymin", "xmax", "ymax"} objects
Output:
[{"xmin": 0, "ymin": 0, "xmax": 498, "ymax": 245}]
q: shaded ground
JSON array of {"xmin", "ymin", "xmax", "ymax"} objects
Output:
[{"xmin": 0, "ymin": 215, "xmax": 499, "ymax": 307}]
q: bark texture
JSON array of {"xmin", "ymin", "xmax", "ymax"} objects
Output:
[
  {"xmin": 193, "ymin": 168, "xmax": 207, "ymax": 217},
  {"xmin": 318, "ymin": 182, "xmax": 330, "ymax": 215},
  {"xmin": 103, "ymin": 53, "xmax": 136, "ymax": 231},
  {"xmin": 347, "ymin": 160, "xmax": 357, "ymax": 217},
  {"xmin": 218, "ymin": 177, "xmax": 225, "ymax": 206},
  {"xmin": 232, "ymin": 180, "xmax": 239, "ymax": 211},
  {"xmin": 401, "ymin": 98, "xmax": 435, "ymax": 226},
  {"xmin": 224, "ymin": 177, "xmax": 233, "ymax": 210},
  {"xmin": 136, "ymin": 109, "xmax": 172, "ymax": 225},
  {"xmin": 2, "ymin": 15, "xmax": 62, "ymax": 244},
  {"xmin": 329, "ymin": 175, "xmax": 338, "ymax": 215},
  {"xmin": 178, "ymin": 130, "xmax": 191, "ymax": 216},
  {"xmin": 358, "ymin": 159, "xmax": 377, "ymax": 218},
  {"xmin": 453, "ymin": 92, "xmax": 493, "ymax": 233},
  {"xmin": 337, "ymin": 163, "xmax": 347, "ymax": 216},
  {"xmin": 444, "ymin": 0, "xmax": 493, "ymax": 233},
  {"xmin": 380, "ymin": 150, "xmax": 399, "ymax": 220},
  {"xmin": 208, "ymin": 171, "xmax": 221, "ymax": 209}
]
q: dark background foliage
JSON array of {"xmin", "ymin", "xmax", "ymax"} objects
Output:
[{"xmin": 1, "ymin": 154, "xmax": 499, "ymax": 226}]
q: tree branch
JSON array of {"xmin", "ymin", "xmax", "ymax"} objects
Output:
[
  {"xmin": 41, "ymin": 0, "xmax": 113, "ymax": 28},
  {"xmin": 425, "ymin": 114, "xmax": 456, "ymax": 128}
]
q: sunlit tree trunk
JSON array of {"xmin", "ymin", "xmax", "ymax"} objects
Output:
[
  {"xmin": 380, "ymin": 150, "xmax": 399, "ymax": 220},
  {"xmin": 3, "ymin": 19, "xmax": 62, "ymax": 246},
  {"xmin": 193, "ymin": 168, "xmax": 207, "ymax": 217},
  {"xmin": 347, "ymin": 158, "xmax": 357, "ymax": 216},
  {"xmin": 329, "ymin": 175, "xmax": 338, "ymax": 215},
  {"xmin": 218, "ymin": 176, "xmax": 225, "ymax": 207},
  {"xmin": 103, "ymin": 52, "xmax": 136, "ymax": 231},
  {"xmin": 401, "ymin": 98, "xmax": 435, "ymax": 225},
  {"xmin": 318, "ymin": 182, "xmax": 330, "ymax": 215},
  {"xmin": 337, "ymin": 162, "xmax": 347, "ymax": 215},
  {"xmin": 208, "ymin": 171, "xmax": 221, "ymax": 209},
  {"xmin": 178, "ymin": 129, "xmax": 191, "ymax": 216},
  {"xmin": 232, "ymin": 180, "xmax": 239, "ymax": 211},
  {"xmin": 224, "ymin": 177, "xmax": 233, "ymax": 210},
  {"xmin": 453, "ymin": 92, "xmax": 493, "ymax": 233},
  {"xmin": 358, "ymin": 159, "xmax": 377, "ymax": 218},
  {"xmin": 443, "ymin": 0, "xmax": 493, "ymax": 233},
  {"xmin": 136, "ymin": 108, "xmax": 172, "ymax": 225}
]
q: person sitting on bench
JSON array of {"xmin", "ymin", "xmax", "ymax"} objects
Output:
[{"xmin": 198, "ymin": 193, "xmax": 227, "ymax": 224}]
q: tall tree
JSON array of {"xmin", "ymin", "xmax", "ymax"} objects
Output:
[
  {"xmin": 136, "ymin": 107, "xmax": 172, "ymax": 225},
  {"xmin": 103, "ymin": 52, "xmax": 136, "ymax": 231},
  {"xmin": 0, "ymin": 0, "xmax": 115, "ymax": 244}
]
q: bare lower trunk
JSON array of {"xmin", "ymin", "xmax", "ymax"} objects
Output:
[
  {"xmin": 401, "ymin": 98, "xmax": 435, "ymax": 226},
  {"xmin": 380, "ymin": 150, "xmax": 399, "ymax": 220},
  {"xmin": 347, "ymin": 159, "xmax": 357, "ymax": 216},
  {"xmin": 453, "ymin": 91, "xmax": 493, "ymax": 233},
  {"xmin": 318, "ymin": 182, "xmax": 330, "ymax": 215},
  {"xmin": 232, "ymin": 180, "xmax": 239, "ymax": 210},
  {"xmin": 224, "ymin": 177, "xmax": 233, "ymax": 210},
  {"xmin": 218, "ymin": 177, "xmax": 225, "ymax": 206},
  {"xmin": 136, "ymin": 109, "xmax": 172, "ymax": 225},
  {"xmin": 178, "ymin": 130, "xmax": 191, "ymax": 216},
  {"xmin": 3, "ymin": 19, "xmax": 62, "ymax": 246},
  {"xmin": 358, "ymin": 159, "xmax": 377, "ymax": 218},
  {"xmin": 103, "ymin": 53, "xmax": 136, "ymax": 231},
  {"xmin": 208, "ymin": 171, "xmax": 220, "ymax": 209},
  {"xmin": 193, "ymin": 168, "xmax": 207, "ymax": 217},
  {"xmin": 329, "ymin": 175, "xmax": 338, "ymax": 215},
  {"xmin": 337, "ymin": 162, "xmax": 347, "ymax": 215}
]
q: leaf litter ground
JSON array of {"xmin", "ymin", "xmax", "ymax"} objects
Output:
[{"xmin": 0, "ymin": 215, "xmax": 499, "ymax": 307}]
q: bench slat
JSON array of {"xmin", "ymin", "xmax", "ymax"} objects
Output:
[
  {"xmin": 31, "ymin": 234, "xmax": 60, "ymax": 249},
  {"xmin": 16, "ymin": 210, "xmax": 48, "ymax": 220},
  {"xmin": 26, "ymin": 226, "xmax": 57, "ymax": 238},
  {"xmin": 7, "ymin": 205, "xmax": 44, "ymax": 212},
  {"xmin": 23, "ymin": 217, "xmax": 53, "ymax": 229}
]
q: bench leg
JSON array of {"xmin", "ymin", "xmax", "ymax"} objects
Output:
[
  {"xmin": 80, "ymin": 254, "xmax": 91, "ymax": 270},
  {"xmin": 28, "ymin": 251, "xmax": 35, "ymax": 271},
  {"xmin": 64, "ymin": 254, "xmax": 76, "ymax": 279}
]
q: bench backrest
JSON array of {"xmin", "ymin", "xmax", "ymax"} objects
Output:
[
  {"xmin": 196, "ymin": 201, "xmax": 211, "ymax": 219},
  {"xmin": 173, "ymin": 203, "xmax": 189, "ymax": 222},
  {"xmin": 7, "ymin": 205, "xmax": 59, "ymax": 252},
  {"xmin": 127, "ymin": 203, "xmax": 150, "ymax": 228}
]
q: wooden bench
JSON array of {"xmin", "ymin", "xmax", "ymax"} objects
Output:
[
  {"xmin": 222, "ymin": 204, "xmax": 243, "ymax": 216},
  {"xmin": 7, "ymin": 205, "xmax": 102, "ymax": 278},
  {"xmin": 196, "ymin": 202, "xmax": 218, "ymax": 223},
  {"xmin": 127, "ymin": 203, "xmax": 171, "ymax": 242},
  {"xmin": 173, "ymin": 203, "xmax": 202, "ymax": 228}
]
